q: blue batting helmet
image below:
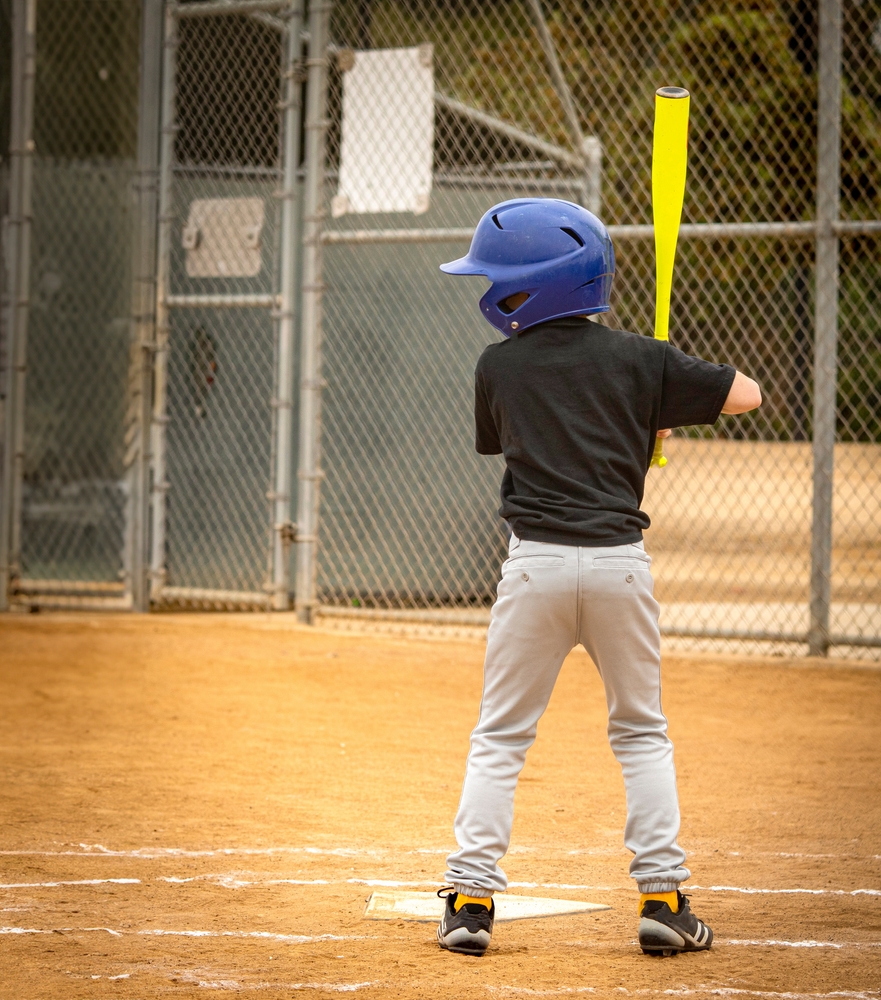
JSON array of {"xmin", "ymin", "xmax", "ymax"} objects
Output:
[{"xmin": 439, "ymin": 198, "xmax": 615, "ymax": 337}]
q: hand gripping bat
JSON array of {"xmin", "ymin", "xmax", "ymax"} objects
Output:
[{"xmin": 650, "ymin": 86, "xmax": 690, "ymax": 469}]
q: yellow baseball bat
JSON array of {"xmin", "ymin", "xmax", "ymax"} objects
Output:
[{"xmin": 650, "ymin": 86, "xmax": 690, "ymax": 469}]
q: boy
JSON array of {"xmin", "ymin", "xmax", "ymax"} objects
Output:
[{"xmin": 435, "ymin": 198, "xmax": 761, "ymax": 957}]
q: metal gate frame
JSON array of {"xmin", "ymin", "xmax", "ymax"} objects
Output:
[
  {"xmin": 0, "ymin": 0, "xmax": 36, "ymax": 613},
  {"xmin": 147, "ymin": 0, "xmax": 305, "ymax": 612},
  {"xmin": 1, "ymin": 0, "xmax": 161, "ymax": 614}
]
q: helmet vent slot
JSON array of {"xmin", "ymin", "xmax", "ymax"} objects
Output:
[
  {"xmin": 498, "ymin": 292, "xmax": 530, "ymax": 314},
  {"xmin": 560, "ymin": 227, "xmax": 584, "ymax": 247},
  {"xmin": 491, "ymin": 214, "xmax": 504, "ymax": 229}
]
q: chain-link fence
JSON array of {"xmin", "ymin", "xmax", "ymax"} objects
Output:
[
  {"xmin": 2, "ymin": 0, "xmax": 879, "ymax": 659},
  {"xmin": 313, "ymin": 0, "xmax": 881, "ymax": 658},
  {"xmin": 2, "ymin": 0, "xmax": 140, "ymax": 609},
  {"xmin": 151, "ymin": 6, "xmax": 290, "ymax": 608}
]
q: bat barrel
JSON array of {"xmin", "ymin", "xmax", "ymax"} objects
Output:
[
  {"xmin": 651, "ymin": 86, "xmax": 690, "ymax": 468},
  {"xmin": 652, "ymin": 88, "xmax": 690, "ymax": 345}
]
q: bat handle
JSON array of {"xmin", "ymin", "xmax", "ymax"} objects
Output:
[{"xmin": 651, "ymin": 438, "xmax": 668, "ymax": 469}]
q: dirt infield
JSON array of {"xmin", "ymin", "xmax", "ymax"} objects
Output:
[{"xmin": 1, "ymin": 613, "xmax": 880, "ymax": 999}]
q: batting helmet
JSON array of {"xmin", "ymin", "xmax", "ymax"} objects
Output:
[{"xmin": 439, "ymin": 198, "xmax": 615, "ymax": 337}]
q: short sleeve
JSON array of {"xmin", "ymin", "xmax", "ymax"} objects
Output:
[
  {"xmin": 658, "ymin": 345, "xmax": 736, "ymax": 428},
  {"xmin": 475, "ymin": 368, "xmax": 502, "ymax": 455}
]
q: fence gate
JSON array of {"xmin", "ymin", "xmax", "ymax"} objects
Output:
[
  {"xmin": 1, "ymin": 0, "xmax": 304, "ymax": 613},
  {"xmin": 148, "ymin": 0, "xmax": 303, "ymax": 611},
  {"xmin": 1, "ymin": 0, "xmax": 142, "ymax": 611}
]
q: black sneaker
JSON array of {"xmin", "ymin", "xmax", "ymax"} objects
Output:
[
  {"xmin": 436, "ymin": 888, "xmax": 494, "ymax": 956},
  {"xmin": 638, "ymin": 891, "xmax": 713, "ymax": 956}
]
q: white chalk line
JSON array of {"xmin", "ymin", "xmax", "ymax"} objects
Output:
[
  {"xmin": 489, "ymin": 989, "xmax": 881, "ymax": 999},
  {"xmin": 511, "ymin": 883, "xmax": 881, "ymax": 898},
  {"xmin": 722, "ymin": 939, "xmax": 881, "ymax": 949},
  {"xmin": 2, "ymin": 843, "xmax": 877, "ymax": 863},
  {"xmin": 0, "ymin": 843, "xmax": 392, "ymax": 859},
  {"xmin": 689, "ymin": 885, "xmax": 881, "ymax": 897},
  {"xmin": 193, "ymin": 982, "xmax": 376, "ymax": 993},
  {"xmin": 3, "ymin": 925, "xmax": 878, "ymax": 952},
  {"xmin": 0, "ymin": 843, "xmax": 538, "ymax": 860},
  {"xmin": 489, "ymin": 990, "xmax": 599, "ymax": 997},
  {"xmin": 64, "ymin": 973, "xmax": 132, "ymax": 981},
  {"xmin": 159, "ymin": 875, "xmax": 443, "ymax": 889},
  {"xmin": 141, "ymin": 930, "xmax": 370, "ymax": 943},
  {"xmin": 76, "ymin": 969, "xmax": 378, "ymax": 992},
  {"xmin": 1, "ymin": 925, "xmax": 123, "ymax": 936},
  {"xmin": 152, "ymin": 876, "xmax": 881, "ymax": 897},
  {"xmin": 572, "ymin": 938, "xmax": 881, "ymax": 951},
  {"xmin": 728, "ymin": 851, "xmax": 881, "ymax": 860},
  {"xmin": 176, "ymin": 971, "xmax": 378, "ymax": 992},
  {"xmin": 0, "ymin": 878, "xmax": 140, "ymax": 889},
  {"xmin": 67, "ymin": 970, "xmax": 881, "ymax": 997},
  {"xmin": 1, "ymin": 925, "xmax": 371, "ymax": 943},
  {"xmin": 160, "ymin": 876, "xmax": 332, "ymax": 886},
  {"xmin": 66, "ymin": 973, "xmax": 132, "ymax": 981},
  {"xmin": 2, "ymin": 873, "xmax": 878, "ymax": 897}
]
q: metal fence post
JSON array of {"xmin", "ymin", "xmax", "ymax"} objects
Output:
[
  {"xmin": 124, "ymin": 0, "xmax": 163, "ymax": 613},
  {"xmin": 294, "ymin": 0, "xmax": 332, "ymax": 624},
  {"xmin": 270, "ymin": 0, "xmax": 305, "ymax": 611},
  {"xmin": 809, "ymin": 0, "xmax": 842, "ymax": 657},
  {"xmin": 527, "ymin": 0, "xmax": 601, "ymax": 216},
  {"xmin": 1, "ymin": 0, "xmax": 36, "ymax": 612},
  {"xmin": 527, "ymin": 0, "xmax": 582, "ymax": 147},
  {"xmin": 148, "ymin": 1, "xmax": 179, "ymax": 604}
]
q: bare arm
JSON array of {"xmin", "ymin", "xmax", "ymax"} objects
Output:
[
  {"xmin": 721, "ymin": 370, "xmax": 762, "ymax": 414},
  {"xmin": 657, "ymin": 369, "xmax": 762, "ymax": 438}
]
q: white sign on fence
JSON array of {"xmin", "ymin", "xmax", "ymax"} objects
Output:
[
  {"xmin": 182, "ymin": 197, "xmax": 265, "ymax": 278},
  {"xmin": 332, "ymin": 45, "xmax": 435, "ymax": 217}
]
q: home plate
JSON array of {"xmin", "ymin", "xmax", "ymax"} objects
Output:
[{"xmin": 364, "ymin": 890, "xmax": 610, "ymax": 923}]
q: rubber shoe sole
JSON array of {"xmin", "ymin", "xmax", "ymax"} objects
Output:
[
  {"xmin": 437, "ymin": 892, "xmax": 494, "ymax": 956},
  {"xmin": 638, "ymin": 892, "xmax": 713, "ymax": 957},
  {"xmin": 436, "ymin": 921, "xmax": 492, "ymax": 956}
]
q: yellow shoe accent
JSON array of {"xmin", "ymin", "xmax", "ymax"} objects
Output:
[
  {"xmin": 640, "ymin": 890, "xmax": 679, "ymax": 914},
  {"xmin": 453, "ymin": 893, "xmax": 492, "ymax": 912}
]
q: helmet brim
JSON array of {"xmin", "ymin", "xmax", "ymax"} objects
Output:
[{"xmin": 439, "ymin": 255, "xmax": 488, "ymax": 276}]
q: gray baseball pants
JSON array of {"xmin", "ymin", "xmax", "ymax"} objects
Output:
[{"xmin": 445, "ymin": 534, "xmax": 690, "ymax": 896}]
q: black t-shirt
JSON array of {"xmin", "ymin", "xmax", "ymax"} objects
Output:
[{"xmin": 475, "ymin": 317, "xmax": 736, "ymax": 546}]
